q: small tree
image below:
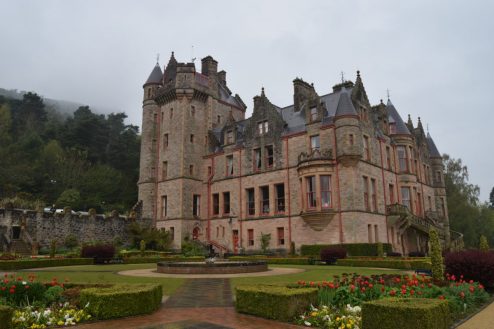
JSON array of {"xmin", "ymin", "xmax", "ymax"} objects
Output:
[
  {"xmin": 139, "ymin": 239, "xmax": 146, "ymax": 257},
  {"xmin": 50, "ymin": 240, "xmax": 57, "ymax": 258},
  {"xmin": 480, "ymin": 235, "xmax": 490, "ymax": 252},
  {"xmin": 429, "ymin": 228, "xmax": 444, "ymax": 282},
  {"xmin": 376, "ymin": 242, "xmax": 384, "ymax": 257},
  {"xmin": 260, "ymin": 233, "xmax": 271, "ymax": 254}
]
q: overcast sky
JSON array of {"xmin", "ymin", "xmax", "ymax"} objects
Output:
[{"xmin": 1, "ymin": 0, "xmax": 493, "ymax": 201}]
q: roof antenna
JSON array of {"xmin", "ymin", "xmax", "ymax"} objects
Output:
[
  {"xmin": 156, "ymin": 53, "xmax": 160, "ymax": 64},
  {"xmin": 427, "ymin": 124, "xmax": 430, "ymax": 134},
  {"xmin": 341, "ymin": 71, "xmax": 345, "ymax": 83},
  {"xmin": 386, "ymin": 89, "xmax": 391, "ymax": 100},
  {"xmin": 191, "ymin": 45, "xmax": 196, "ymax": 63}
]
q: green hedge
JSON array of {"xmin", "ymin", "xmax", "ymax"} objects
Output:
[
  {"xmin": 119, "ymin": 250, "xmax": 173, "ymax": 257},
  {"xmin": 301, "ymin": 243, "xmax": 392, "ymax": 257},
  {"xmin": 0, "ymin": 305, "xmax": 13, "ymax": 329},
  {"xmin": 228, "ymin": 256, "xmax": 310, "ymax": 265},
  {"xmin": 362, "ymin": 298, "xmax": 450, "ymax": 329},
  {"xmin": 336, "ymin": 258, "xmax": 431, "ymax": 270},
  {"xmin": 123, "ymin": 256, "xmax": 204, "ymax": 264},
  {"xmin": 79, "ymin": 284, "xmax": 162, "ymax": 320},
  {"xmin": 235, "ymin": 285, "xmax": 317, "ymax": 322},
  {"xmin": 0, "ymin": 258, "xmax": 93, "ymax": 270}
]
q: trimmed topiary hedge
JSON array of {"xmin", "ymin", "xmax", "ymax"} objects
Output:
[
  {"xmin": 0, "ymin": 258, "xmax": 93, "ymax": 270},
  {"xmin": 301, "ymin": 243, "xmax": 392, "ymax": 257},
  {"xmin": 0, "ymin": 305, "xmax": 13, "ymax": 329},
  {"xmin": 337, "ymin": 258, "xmax": 431, "ymax": 270},
  {"xmin": 122, "ymin": 256, "xmax": 205, "ymax": 264},
  {"xmin": 235, "ymin": 285, "xmax": 317, "ymax": 322},
  {"xmin": 362, "ymin": 298, "xmax": 450, "ymax": 329},
  {"xmin": 79, "ymin": 284, "xmax": 162, "ymax": 320},
  {"xmin": 227, "ymin": 256, "xmax": 310, "ymax": 265}
]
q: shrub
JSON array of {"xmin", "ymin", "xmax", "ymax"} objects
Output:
[
  {"xmin": 376, "ymin": 242, "xmax": 384, "ymax": 257},
  {"xmin": 81, "ymin": 244, "xmax": 115, "ymax": 264},
  {"xmin": 260, "ymin": 233, "xmax": 271, "ymax": 254},
  {"xmin": 362, "ymin": 298, "xmax": 450, "ymax": 329},
  {"xmin": 429, "ymin": 229, "xmax": 443, "ymax": 282},
  {"xmin": 0, "ymin": 253, "xmax": 17, "ymax": 261},
  {"xmin": 0, "ymin": 258, "xmax": 93, "ymax": 270},
  {"xmin": 79, "ymin": 284, "xmax": 162, "ymax": 319},
  {"xmin": 181, "ymin": 239, "xmax": 206, "ymax": 257},
  {"xmin": 408, "ymin": 251, "xmax": 426, "ymax": 257},
  {"xmin": 64, "ymin": 234, "xmax": 79, "ymax": 249},
  {"xmin": 50, "ymin": 240, "xmax": 57, "ymax": 258},
  {"xmin": 0, "ymin": 305, "xmax": 13, "ymax": 329},
  {"xmin": 320, "ymin": 247, "xmax": 346, "ymax": 264},
  {"xmin": 43, "ymin": 285, "xmax": 65, "ymax": 304},
  {"xmin": 301, "ymin": 243, "xmax": 392, "ymax": 257},
  {"xmin": 235, "ymin": 285, "xmax": 317, "ymax": 322},
  {"xmin": 479, "ymin": 235, "xmax": 489, "ymax": 251},
  {"xmin": 387, "ymin": 252, "xmax": 402, "ymax": 257},
  {"xmin": 140, "ymin": 239, "xmax": 146, "ymax": 257},
  {"xmin": 336, "ymin": 258, "xmax": 431, "ymax": 270},
  {"xmin": 445, "ymin": 250, "xmax": 494, "ymax": 288}
]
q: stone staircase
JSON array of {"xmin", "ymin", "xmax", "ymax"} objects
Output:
[{"xmin": 10, "ymin": 240, "xmax": 31, "ymax": 256}]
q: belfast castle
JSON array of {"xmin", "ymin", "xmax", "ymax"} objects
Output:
[{"xmin": 138, "ymin": 52, "xmax": 460, "ymax": 255}]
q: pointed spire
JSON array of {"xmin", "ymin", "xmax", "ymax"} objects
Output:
[
  {"xmin": 417, "ymin": 117, "xmax": 424, "ymax": 131},
  {"xmin": 386, "ymin": 99, "xmax": 411, "ymax": 135},
  {"xmin": 261, "ymin": 87, "xmax": 265, "ymax": 97},
  {"xmin": 143, "ymin": 62, "xmax": 163, "ymax": 86},
  {"xmin": 163, "ymin": 51, "xmax": 178, "ymax": 83},
  {"xmin": 351, "ymin": 70, "xmax": 369, "ymax": 105},
  {"xmin": 426, "ymin": 132, "xmax": 441, "ymax": 158},
  {"xmin": 335, "ymin": 88, "xmax": 358, "ymax": 118}
]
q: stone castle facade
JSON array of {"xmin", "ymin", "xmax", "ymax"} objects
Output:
[{"xmin": 138, "ymin": 53, "xmax": 459, "ymax": 255}]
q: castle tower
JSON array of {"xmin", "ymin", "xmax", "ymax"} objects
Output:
[{"xmin": 138, "ymin": 62, "xmax": 163, "ymax": 220}]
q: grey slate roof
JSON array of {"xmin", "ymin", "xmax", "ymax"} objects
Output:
[
  {"xmin": 218, "ymin": 82, "xmax": 244, "ymax": 109},
  {"xmin": 426, "ymin": 132, "xmax": 441, "ymax": 158},
  {"xmin": 386, "ymin": 100, "xmax": 411, "ymax": 135},
  {"xmin": 335, "ymin": 88, "xmax": 358, "ymax": 117},
  {"xmin": 144, "ymin": 63, "xmax": 163, "ymax": 86}
]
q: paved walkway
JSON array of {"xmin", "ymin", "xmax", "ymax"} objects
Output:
[
  {"xmin": 457, "ymin": 299, "xmax": 494, "ymax": 329},
  {"xmin": 74, "ymin": 278, "xmax": 303, "ymax": 329}
]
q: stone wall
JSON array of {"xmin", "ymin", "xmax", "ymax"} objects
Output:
[{"xmin": 0, "ymin": 209, "xmax": 152, "ymax": 250}]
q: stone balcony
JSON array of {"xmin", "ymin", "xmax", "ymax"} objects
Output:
[
  {"xmin": 297, "ymin": 148, "xmax": 335, "ymax": 173},
  {"xmin": 300, "ymin": 208, "xmax": 336, "ymax": 231},
  {"xmin": 386, "ymin": 203, "xmax": 443, "ymax": 238}
]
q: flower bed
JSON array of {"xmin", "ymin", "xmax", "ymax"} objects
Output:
[{"xmin": 295, "ymin": 272, "xmax": 490, "ymax": 327}]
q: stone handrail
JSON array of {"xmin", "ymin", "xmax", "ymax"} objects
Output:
[{"xmin": 297, "ymin": 148, "xmax": 334, "ymax": 165}]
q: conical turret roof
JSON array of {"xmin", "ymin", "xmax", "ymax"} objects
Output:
[
  {"xmin": 144, "ymin": 63, "xmax": 163, "ymax": 86},
  {"xmin": 387, "ymin": 99, "xmax": 411, "ymax": 135},
  {"xmin": 426, "ymin": 132, "xmax": 441, "ymax": 158},
  {"xmin": 335, "ymin": 88, "xmax": 358, "ymax": 117}
]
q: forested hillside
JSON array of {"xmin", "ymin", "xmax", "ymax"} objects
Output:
[{"xmin": 0, "ymin": 92, "xmax": 140, "ymax": 213}]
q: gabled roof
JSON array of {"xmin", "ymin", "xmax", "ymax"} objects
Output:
[
  {"xmin": 335, "ymin": 88, "xmax": 358, "ymax": 117},
  {"xmin": 426, "ymin": 132, "xmax": 441, "ymax": 158},
  {"xmin": 386, "ymin": 99, "xmax": 411, "ymax": 135},
  {"xmin": 144, "ymin": 63, "xmax": 163, "ymax": 86}
]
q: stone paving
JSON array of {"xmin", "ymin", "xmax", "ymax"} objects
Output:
[{"xmin": 74, "ymin": 278, "xmax": 303, "ymax": 329}]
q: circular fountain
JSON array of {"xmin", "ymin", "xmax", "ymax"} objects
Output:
[{"xmin": 157, "ymin": 259, "xmax": 268, "ymax": 274}]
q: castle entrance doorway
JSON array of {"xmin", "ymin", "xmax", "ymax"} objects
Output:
[
  {"xmin": 12, "ymin": 226, "xmax": 21, "ymax": 240},
  {"xmin": 232, "ymin": 230, "xmax": 239, "ymax": 254}
]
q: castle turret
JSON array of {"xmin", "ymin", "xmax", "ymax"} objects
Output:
[
  {"xmin": 334, "ymin": 87, "xmax": 362, "ymax": 166},
  {"xmin": 138, "ymin": 62, "xmax": 163, "ymax": 220}
]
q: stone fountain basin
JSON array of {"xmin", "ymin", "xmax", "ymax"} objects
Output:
[{"xmin": 157, "ymin": 260, "xmax": 268, "ymax": 274}]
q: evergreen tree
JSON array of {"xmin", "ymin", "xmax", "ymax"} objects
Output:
[
  {"xmin": 429, "ymin": 228, "xmax": 444, "ymax": 282},
  {"xmin": 479, "ymin": 235, "xmax": 490, "ymax": 251}
]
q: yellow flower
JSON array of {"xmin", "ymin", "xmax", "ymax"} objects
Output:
[{"xmin": 311, "ymin": 311, "xmax": 318, "ymax": 317}]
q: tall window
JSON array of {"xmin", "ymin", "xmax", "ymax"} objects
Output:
[
  {"xmin": 170, "ymin": 227, "xmax": 174, "ymax": 241},
  {"xmin": 246, "ymin": 188, "xmax": 255, "ymax": 216},
  {"xmin": 374, "ymin": 225, "xmax": 379, "ymax": 242},
  {"xmin": 260, "ymin": 186, "xmax": 270, "ymax": 215},
  {"xmin": 440, "ymin": 197, "xmax": 446, "ymax": 217},
  {"xmin": 223, "ymin": 192, "xmax": 230, "ymax": 214},
  {"xmin": 349, "ymin": 134, "xmax": 354, "ymax": 146},
  {"xmin": 189, "ymin": 165, "xmax": 194, "ymax": 176},
  {"xmin": 226, "ymin": 155, "xmax": 234, "ymax": 176},
  {"xmin": 275, "ymin": 183, "xmax": 285, "ymax": 213},
  {"xmin": 386, "ymin": 146, "xmax": 391, "ymax": 169},
  {"xmin": 190, "ymin": 134, "xmax": 194, "ymax": 143},
  {"xmin": 162, "ymin": 161, "xmax": 167, "ymax": 180},
  {"xmin": 191, "ymin": 106, "xmax": 195, "ymax": 117},
  {"xmin": 368, "ymin": 224, "xmax": 373, "ymax": 243},
  {"xmin": 401, "ymin": 187, "xmax": 411, "ymax": 210},
  {"xmin": 212, "ymin": 193, "xmax": 219, "ymax": 215},
  {"xmin": 248, "ymin": 229, "xmax": 254, "ymax": 246},
  {"xmin": 428, "ymin": 196, "xmax": 432, "ymax": 211},
  {"xmin": 306, "ymin": 176, "xmax": 317, "ymax": 209},
  {"xmin": 170, "ymin": 108, "xmax": 173, "ymax": 119},
  {"xmin": 363, "ymin": 136, "xmax": 370, "ymax": 161},
  {"xmin": 265, "ymin": 145, "xmax": 274, "ymax": 168},
  {"xmin": 310, "ymin": 135, "xmax": 320, "ymax": 151},
  {"xmin": 409, "ymin": 147, "xmax": 415, "ymax": 174},
  {"xmin": 161, "ymin": 196, "xmax": 167, "ymax": 219},
  {"xmin": 254, "ymin": 148, "xmax": 262, "ymax": 171},
  {"xmin": 435, "ymin": 171, "xmax": 442, "ymax": 184},
  {"xmin": 416, "ymin": 191, "xmax": 422, "ymax": 216},
  {"xmin": 370, "ymin": 178, "xmax": 377, "ymax": 212},
  {"xmin": 193, "ymin": 195, "xmax": 200, "ymax": 217},
  {"xmin": 310, "ymin": 107, "xmax": 318, "ymax": 122},
  {"xmin": 217, "ymin": 115, "xmax": 221, "ymax": 124},
  {"xmin": 226, "ymin": 130, "xmax": 233, "ymax": 144},
  {"xmin": 397, "ymin": 146, "xmax": 408, "ymax": 173},
  {"xmin": 363, "ymin": 176, "xmax": 370, "ymax": 211},
  {"xmin": 163, "ymin": 134, "xmax": 169, "ymax": 148},
  {"xmin": 277, "ymin": 227, "xmax": 285, "ymax": 245},
  {"xmin": 320, "ymin": 175, "xmax": 331, "ymax": 208},
  {"xmin": 258, "ymin": 120, "xmax": 268, "ymax": 135},
  {"xmin": 389, "ymin": 184, "xmax": 395, "ymax": 204},
  {"xmin": 389, "ymin": 122, "xmax": 396, "ymax": 134}
]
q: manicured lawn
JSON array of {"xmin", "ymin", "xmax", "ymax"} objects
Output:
[
  {"xmin": 13, "ymin": 263, "xmax": 406, "ymax": 297},
  {"xmin": 230, "ymin": 264, "xmax": 406, "ymax": 290}
]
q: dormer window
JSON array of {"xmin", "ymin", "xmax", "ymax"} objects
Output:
[
  {"xmin": 310, "ymin": 135, "xmax": 320, "ymax": 152},
  {"xmin": 310, "ymin": 107, "xmax": 318, "ymax": 122},
  {"xmin": 226, "ymin": 130, "xmax": 234, "ymax": 144},
  {"xmin": 360, "ymin": 107, "xmax": 369, "ymax": 121},
  {"xmin": 258, "ymin": 120, "xmax": 268, "ymax": 135},
  {"xmin": 389, "ymin": 123, "xmax": 397, "ymax": 134}
]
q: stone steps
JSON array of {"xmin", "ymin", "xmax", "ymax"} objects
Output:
[{"xmin": 10, "ymin": 240, "xmax": 31, "ymax": 256}]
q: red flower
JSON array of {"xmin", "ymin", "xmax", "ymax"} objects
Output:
[
  {"xmin": 390, "ymin": 290, "xmax": 396, "ymax": 296},
  {"xmin": 479, "ymin": 284, "xmax": 484, "ymax": 290},
  {"xmin": 350, "ymin": 284, "xmax": 355, "ymax": 292},
  {"xmin": 410, "ymin": 290, "xmax": 415, "ymax": 295},
  {"xmin": 9, "ymin": 289, "xmax": 14, "ymax": 294},
  {"xmin": 401, "ymin": 289, "xmax": 407, "ymax": 295},
  {"xmin": 439, "ymin": 295, "xmax": 445, "ymax": 300},
  {"xmin": 24, "ymin": 285, "xmax": 29, "ymax": 289},
  {"xmin": 368, "ymin": 283, "xmax": 373, "ymax": 288},
  {"xmin": 459, "ymin": 292, "xmax": 465, "ymax": 299}
]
